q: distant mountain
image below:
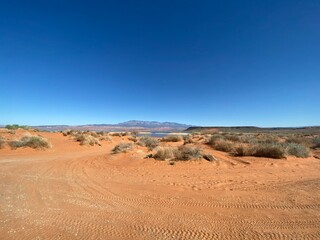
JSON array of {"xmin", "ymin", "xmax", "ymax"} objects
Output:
[
  {"xmin": 33, "ymin": 120, "xmax": 192, "ymax": 132},
  {"xmin": 117, "ymin": 120, "xmax": 191, "ymax": 129}
]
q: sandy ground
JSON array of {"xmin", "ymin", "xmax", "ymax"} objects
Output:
[{"xmin": 1, "ymin": 130, "xmax": 320, "ymax": 239}]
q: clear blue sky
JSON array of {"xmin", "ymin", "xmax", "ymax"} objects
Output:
[{"xmin": 1, "ymin": 0, "xmax": 319, "ymax": 127}]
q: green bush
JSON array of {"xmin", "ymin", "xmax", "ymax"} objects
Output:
[
  {"xmin": 112, "ymin": 143, "xmax": 133, "ymax": 154},
  {"xmin": 5, "ymin": 124, "xmax": 29, "ymax": 130}
]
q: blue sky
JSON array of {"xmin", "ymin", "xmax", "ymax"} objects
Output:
[{"xmin": 1, "ymin": 0, "xmax": 319, "ymax": 127}]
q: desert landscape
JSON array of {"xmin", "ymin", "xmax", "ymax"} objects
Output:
[{"xmin": 1, "ymin": 126, "xmax": 320, "ymax": 239}]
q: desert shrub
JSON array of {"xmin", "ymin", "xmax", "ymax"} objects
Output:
[
  {"xmin": 175, "ymin": 145, "xmax": 202, "ymax": 161},
  {"xmin": 112, "ymin": 143, "xmax": 133, "ymax": 154},
  {"xmin": 153, "ymin": 147, "xmax": 177, "ymax": 160},
  {"xmin": 9, "ymin": 135, "xmax": 51, "ymax": 150},
  {"xmin": 286, "ymin": 143, "xmax": 310, "ymax": 158},
  {"xmin": 224, "ymin": 134, "xmax": 241, "ymax": 142},
  {"xmin": 161, "ymin": 135, "xmax": 182, "ymax": 142},
  {"xmin": 99, "ymin": 135, "xmax": 112, "ymax": 142},
  {"xmin": 313, "ymin": 137, "xmax": 320, "ymax": 149},
  {"xmin": 111, "ymin": 132, "xmax": 126, "ymax": 137},
  {"xmin": 233, "ymin": 145, "xmax": 253, "ymax": 156},
  {"xmin": 62, "ymin": 129, "xmax": 75, "ymax": 136},
  {"xmin": 73, "ymin": 133, "xmax": 101, "ymax": 146},
  {"xmin": 0, "ymin": 136, "xmax": 5, "ymax": 148},
  {"xmin": 138, "ymin": 136, "xmax": 159, "ymax": 151},
  {"xmin": 207, "ymin": 134, "xmax": 224, "ymax": 146},
  {"xmin": 285, "ymin": 136, "xmax": 304, "ymax": 144},
  {"xmin": 183, "ymin": 135, "xmax": 194, "ymax": 145},
  {"xmin": 5, "ymin": 124, "xmax": 29, "ymax": 130},
  {"xmin": 252, "ymin": 143, "xmax": 286, "ymax": 159},
  {"xmin": 238, "ymin": 134, "xmax": 257, "ymax": 144},
  {"xmin": 212, "ymin": 140, "xmax": 234, "ymax": 152}
]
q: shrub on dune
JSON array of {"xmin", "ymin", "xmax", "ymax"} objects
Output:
[
  {"xmin": 175, "ymin": 145, "xmax": 202, "ymax": 161},
  {"xmin": 153, "ymin": 147, "xmax": 177, "ymax": 160},
  {"xmin": 9, "ymin": 135, "xmax": 51, "ymax": 150},
  {"xmin": 112, "ymin": 143, "xmax": 133, "ymax": 154},
  {"xmin": 74, "ymin": 133, "xmax": 101, "ymax": 146}
]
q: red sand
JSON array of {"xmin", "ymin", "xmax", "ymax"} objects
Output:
[{"xmin": 1, "ymin": 130, "xmax": 320, "ymax": 239}]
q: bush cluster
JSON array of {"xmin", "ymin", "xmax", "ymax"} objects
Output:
[{"xmin": 9, "ymin": 135, "xmax": 51, "ymax": 150}]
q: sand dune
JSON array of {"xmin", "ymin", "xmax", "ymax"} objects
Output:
[{"xmin": 1, "ymin": 130, "xmax": 320, "ymax": 239}]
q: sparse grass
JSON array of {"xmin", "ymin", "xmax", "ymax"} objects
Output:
[
  {"xmin": 138, "ymin": 136, "xmax": 159, "ymax": 151},
  {"xmin": 9, "ymin": 135, "xmax": 51, "ymax": 150},
  {"xmin": 161, "ymin": 135, "xmax": 182, "ymax": 142},
  {"xmin": 286, "ymin": 143, "xmax": 310, "ymax": 158},
  {"xmin": 112, "ymin": 143, "xmax": 133, "ymax": 154}
]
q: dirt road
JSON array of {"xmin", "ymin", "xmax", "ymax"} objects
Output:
[{"xmin": 1, "ymin": 132, "xmax": 320, "ymax": 239}]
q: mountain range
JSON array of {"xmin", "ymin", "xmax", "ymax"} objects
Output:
[{"xmin": 34, "ymin": 120, "xmax": 192, "ymax": 132}]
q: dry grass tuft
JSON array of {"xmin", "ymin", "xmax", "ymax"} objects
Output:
[{"xmin": 112, "ymin": 143, "xmax": 133, "ymax": 154}]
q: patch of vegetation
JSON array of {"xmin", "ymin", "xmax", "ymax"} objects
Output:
[
  {"xmin": 73, "ymin": 133, "xmax": 101, "ymax": 146},
  {"xmin": 252, "ymin": 143, "xmax": 286, "ymax": 159},
  {"xmin": 161, "ymin": 135, "xmax": 182, "ymax": 142},
  {"xmin": 153, "ymin": 147, "xmax": 177, "ymax": 160},
  {"xmin": 183, "ymin": 135, "xmax": 194, "ymax": 145},
  {"xmin": 5, "ymin": 124, "xmax": 29, "ymax": 130},
  {"xmin": 313, "ymin": 137, "xmax": 320, "ymax": 149},
  {"xmin": 286, "ymin": 143, "xmax": 310, "ymax": 158},
  {"xmin": 175, "ymin": 145, "xmax": 202, "ymax": 161},
  {"xmin": 112, "ymin": 143, "xmax": 133, "ymax": 154},
  {"xmin": 153, "ymin": 145, "xmax": 202, "ymax": 161},
  {"xmin": 0, "ymin": 136, "xmax": 5, "ymax": 149},
  {"xmin": 138, "ymin": 136, "xmax": 159, "ymax": 151},
  {"xmin": 9, "ymin": 135, "xmax": 51, "ymax": 150}
]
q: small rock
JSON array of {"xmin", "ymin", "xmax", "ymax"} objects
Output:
[{"xmin": 144, "ymin": 154, "xmax": 153, "ymax": 159}]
